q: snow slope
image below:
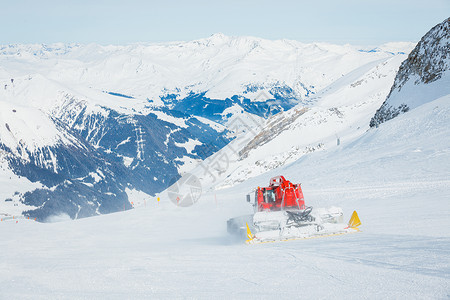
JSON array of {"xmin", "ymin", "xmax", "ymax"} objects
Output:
[{"xmin": 0, "ymin": 94, "xmax": 448, "ymax": 299}]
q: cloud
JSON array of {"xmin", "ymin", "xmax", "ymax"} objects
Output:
[{"xmin": 44, "ymin": 213, "xmax": 72, "ymax": 223}]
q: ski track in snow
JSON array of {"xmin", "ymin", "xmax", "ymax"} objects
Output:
[{"xmin": 0, "ymin": 219, "xmax": 448, "ymax": 299}]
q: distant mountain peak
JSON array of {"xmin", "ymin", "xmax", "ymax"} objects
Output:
[{"xmin": 209, "ymin": 32, "xmax": 227, "ymax": 39}]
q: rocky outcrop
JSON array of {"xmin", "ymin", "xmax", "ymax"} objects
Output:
[{"xmin": 370, "ymin": 18, "xmax": 449, "ymax": 127}]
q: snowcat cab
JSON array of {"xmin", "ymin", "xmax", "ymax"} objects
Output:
[{"xmin": 248, "ymin": 176, "xmax": 305, "ymax": 212}]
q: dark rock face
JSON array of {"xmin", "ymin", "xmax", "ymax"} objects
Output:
[
  {"xmin": 2, "ymin": 136, "xmax": 131, "ymax": 221},
  {"xmin": 369, "ymin": 104, "xmax": 410, "ymax": 128},
  {"xmin": 370, "ymin": 18, "xmax": 449, "ymax": 127},
  {"xmin": 395, "ymin": 19, "xmax": 449, "ymax": 88}
]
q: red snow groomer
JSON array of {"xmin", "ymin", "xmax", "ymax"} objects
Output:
[
  {"xmin": 252, "ymin": 176, "xmax": 305, "ymax": 212},
  {"xmin": 228, "ymin": 176, "xmax": 361, "ymax": 244}
]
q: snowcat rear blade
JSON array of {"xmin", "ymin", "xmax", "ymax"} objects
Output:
[{"xmin": 246, "ymin": 211, "xmax": 362, "ymax": 245}]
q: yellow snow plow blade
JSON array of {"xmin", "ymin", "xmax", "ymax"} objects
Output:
[
  {"xmin": 348, "ymin": 211, "xmax": 361, "ymax": 229},
  {"xmin": 246, "ymin": 223, "xmax": 254, "ymax": 243}
]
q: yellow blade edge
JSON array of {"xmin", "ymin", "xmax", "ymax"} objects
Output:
[
  {"xmin": 245, "ymin": 222, "xmax": 254, "ymax": 243},
  {"xmin": 348, "ymin": 211, "xmax": 361, "ymax": 228}
]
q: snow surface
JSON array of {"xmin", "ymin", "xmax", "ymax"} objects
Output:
[{"xmin": 1, "ymin": 94, "xmax": 449, "ymax": 298}]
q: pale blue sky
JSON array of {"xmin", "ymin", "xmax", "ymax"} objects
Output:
[{"xmin": 1, "ymin": 0, "xmax": 448, "ymax": 45}]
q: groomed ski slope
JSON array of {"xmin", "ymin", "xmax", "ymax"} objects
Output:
[{"xmin": 0, "ymin": 96, "xmax": 449, "ymax": 298}]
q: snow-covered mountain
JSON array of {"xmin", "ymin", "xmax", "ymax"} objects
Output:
[
  {"xmin": 370, "ymin": 17, "xmax": 450, "ymax": 127},
  {"xmin": 0, "ymin": 35, "xmax": 414, "ymax": 220},
  {"xmin": 0, "ymin": 35, "xmax": 413, "ymax": 120},
  {"xmin": 0, "ymin": 74, "xmax": 230, "ymax": 220},
  {"xmin": 182, "ymin": 44, "xmax": 413, "ymax": 191}
]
